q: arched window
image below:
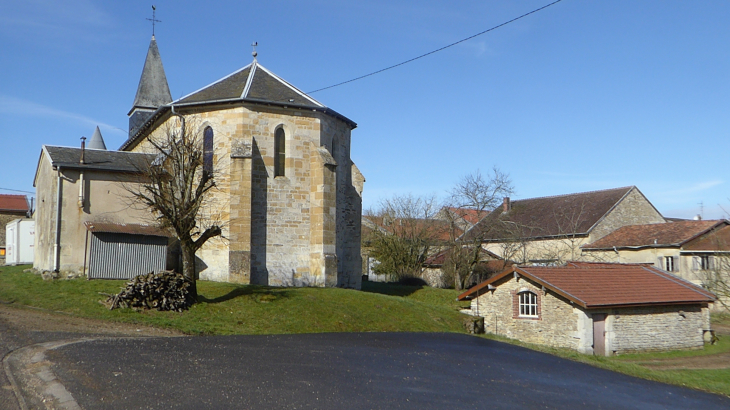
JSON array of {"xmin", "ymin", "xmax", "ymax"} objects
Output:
[
  {"xmin": 274, "ymin": 127, "xmax": 285, "ymax": 177},
  {"xmin": 518, "ymin": 291, "xmax": 538, "ymax": 318},
  {"xmin": 203, "ymin": 126, "xmax": 214, "ymax": 175}
]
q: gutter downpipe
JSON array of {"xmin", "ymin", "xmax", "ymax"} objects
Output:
[{"xmin": 54, "ymin": 167, "xmax": 63, "ymax": 272}]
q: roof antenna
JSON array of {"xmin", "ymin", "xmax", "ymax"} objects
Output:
[
  {"xmin": 147, "ymin": 5, "xmax": 161, "ymax": 37},
  {"xmin": 252, "ymin": 41, "xmax": 258, "ymax": 60}
]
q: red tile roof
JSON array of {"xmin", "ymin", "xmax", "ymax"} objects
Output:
[
  {"xmin": 582, "ymin": 220, "xmax": 725, "ymax": 249},
  {"xmin": 0, "ymin": 194, "xmax": 29, "ymax": 213},
  {"xmin": 445, "ymin": 207, "xmax": 489, "ymax": 226},
  {"xmin": 458, "ymin": 263, "xmax": 715, "ymax": 308},
  {"xmin": 465, "ymin": 186, "xmax": 643, "ymax": 241},
  {"xmin": 683, "ymin": 224, "xmax": 730, "ymax": 252}
]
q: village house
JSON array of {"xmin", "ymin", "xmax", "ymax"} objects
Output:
[
  {"xmin": 458, "ymin": 262, "xmax": 716, "ymax": 355},
  {"xmin": 464, "ymin": 186, "xmax": 666, "ymax": 265},
  {"xmin": 0, "ymin": 194, "xmax": 31, "ymax": 264},
  {"xmin": 33, "ymin": 36, "xmax": 364, "ymax": 288},
  {"xmin": 582, "ymin": 219, "xmax": 730, "ymax": 309}
]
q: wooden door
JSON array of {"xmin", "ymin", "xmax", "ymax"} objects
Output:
[{"xmin": 593, "ymin": 313, "xmax": 606, "ymax": 356}]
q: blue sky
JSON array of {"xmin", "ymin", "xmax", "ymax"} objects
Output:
[{"xmin": 1, "ymin": 0, "xmax": 728, "ymax": 219}]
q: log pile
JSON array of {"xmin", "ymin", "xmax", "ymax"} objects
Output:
[{"xmin": 101, "ymin": 271, "xmax": 193, "ymax": 312}]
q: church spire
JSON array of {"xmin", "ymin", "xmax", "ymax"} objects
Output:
[
  {"xmin": 87, "ymin": 126, "xmax": 107, "ymax": 150},
  {"xmin": 128, "ymin": 35, "xmax": 172, "ymax": 136}
]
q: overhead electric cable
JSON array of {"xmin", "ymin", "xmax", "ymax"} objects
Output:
[
  {"xmin": 0, "ymin": 188, "xmax": 34, "ymax": 194},
  {"xmin": 307, "ymin": 0, "xmax": 564, "ymax": 94}
]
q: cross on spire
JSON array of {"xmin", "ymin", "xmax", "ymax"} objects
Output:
[
  {"xmin": 147, "ymin": 5, "xmax": 161, "ymax": 36},
  {"xmin": 252, "ymin": 41, "xmax": 258, "ymax": 60}
]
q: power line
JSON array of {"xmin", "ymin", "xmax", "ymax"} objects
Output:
[
  {"xmin": 0, "ymin": 188, "xmax": 34, "ymax": 194},
  {"xmin": 307, "ymin": 0, "xmax": 564, "ymax": 94}
]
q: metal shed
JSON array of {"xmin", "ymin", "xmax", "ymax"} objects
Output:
[{"xmin": 85, "ymin": 222, "xmax": 171, "ymax": 280}]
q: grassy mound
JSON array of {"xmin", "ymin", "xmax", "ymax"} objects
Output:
[{"xmin": 0, "ymin": 265, "xmax": 467, "ymax": 335}]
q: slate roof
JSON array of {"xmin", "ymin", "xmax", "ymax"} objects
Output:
[
  {"xmin": 121, "ymin": 59, "xmax": 356, "ymax": 151},
  {"xmin": 457, "ymin": 263, "xmax": 716, "ymax": 308},
  {"xmin": 40, "ymin": 146, "xmax": 155, "ymax": 173},
  {"xmin": 84, "ymin": 221, "xmax": 171, "ymax": 237},
  {"xmin": 176, "ymin": 62, "xmax": 323, "ymax": 108},
  {"xmin": 87, "ymin": 126, "xmax": 107, "ymax": 150},
  {"xmin": 582, "ymin": 220, "xmax": 726, "ymax": 250},
  {"xmin": 0, "ymin": 194, "xmax": 29, "ymax": 213},
  {"xmin": 130, "ymin": 36, "xmax": 172, "ymax": 113},
  {"xmin": 464, "ymin": 186, "xmax": 647, "ymax": 241}
]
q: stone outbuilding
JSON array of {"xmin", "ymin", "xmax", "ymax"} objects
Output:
[{"xmin": 458, "ymin": 262, "xmax": 716, "ymax": 355}]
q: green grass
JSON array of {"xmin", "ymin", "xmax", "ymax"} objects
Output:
[{"xmin": 0, "ymin": 265, "xmax": 466, "ymax": 335}]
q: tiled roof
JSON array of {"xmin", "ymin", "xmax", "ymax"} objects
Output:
[
  {"xmin": 42, "ymin": 146, "xmax": 156, "ymax": 173},
  {"xmin": 465, "ymin": 187, "xmax": 638, "ymax": 241},
  {"xmin": 458, "ymin": 263, "xmax": 716, "ymax": 307},
  {"xmin": 683, "ymin": 224, "xmax": 730, "ymax": 252},
  {"xmin": 0, "ymin": 194, "xmax": 29, "ymax": 213},
  {"xmin": 84, "ymin": 222, "xmax": 171, "ymax": 237},
  {"xmin": 445, "ymin": 207, "xmax": 489, "ymax": 226},
  {"xmin": 582, "ymin": 220, "xmax": 725, "ymax": 249}
]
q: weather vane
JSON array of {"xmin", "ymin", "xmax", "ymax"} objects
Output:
[
  {"xmin": 147, "ymin": 5, "xmax": 161, "ymax": 36},
  {"xmin": 252, "ymin": 41, "xmax": 258, "ymax": 59}
]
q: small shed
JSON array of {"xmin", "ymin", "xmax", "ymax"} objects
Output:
[
  {"xmin": 84, "ymin": 222, "xmax": 172, "ymax": 279},
  {"xmin": 458, "ymin": 262, "xmax": 716, "ymax": 355},
  {"xmin": 5, "ymin": 218, "xmax": 35, "ymax": 265}
]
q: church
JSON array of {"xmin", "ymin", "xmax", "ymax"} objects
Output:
[{"xmin": 33, "ymin": 36, "xmax": 364, "ymax": 289}]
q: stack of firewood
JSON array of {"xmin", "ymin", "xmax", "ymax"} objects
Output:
[{"xmin": 101, "ymin": 271, "xmax": 193, "ymax": 312}]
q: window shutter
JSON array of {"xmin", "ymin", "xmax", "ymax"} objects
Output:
[
  {"xmin": 672, "ymin": 256, "xmax": 679, "ymax": 273},
  {"xmin": 692, "ymin": 256, "xmax": 699, "ymax": 272},
  {"xmin": 657, "ymin": 257, "xmax": 663, "ymax": 269}
]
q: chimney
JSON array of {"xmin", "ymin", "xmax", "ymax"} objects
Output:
[
  {"xmin": 80, "ymin": 136, "xmax": 86, "ymax": 164},
  {"xmin": 503, "ymin": 197, "xmax": 511, "ymax": 212}
]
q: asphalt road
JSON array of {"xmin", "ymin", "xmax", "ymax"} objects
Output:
[{"xmin": 38, "ymin": 332, "xmax": 730, "ymax": 410}]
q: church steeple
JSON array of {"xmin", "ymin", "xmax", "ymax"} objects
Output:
[
  {"xmin": 87, "ymin": 126, "xmax": 107, "ymax": 150},
  {"xmin": 128, "ymin": 35, "xmax": 172, "ymax": 136}
]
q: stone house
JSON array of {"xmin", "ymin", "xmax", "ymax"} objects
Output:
[
  {"xmin": 33, "ymin": 35, "xmax": 364, "ymax": 288},
  {"xmin": 463, "ymin": 186, "xmax": 666, "ymax": 264},
  {"xmin": 458, "ymin": 262, "xmax": 716, "ymax": 355},
  {"xmin": 582, "ymin": 220, "xmax": 730, "ymax": 309},
  {"xmin": 0, "ymin": 194, "xmax": 30, "ymax": 264},
  {"xmin": 421, "ymin": 247, "xmax": 510, "ymax": 288}
]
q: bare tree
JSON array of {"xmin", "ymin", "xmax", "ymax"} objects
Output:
[
  {"xmin": 128, "ymin": 114, "xmax": 222, "ymax": 301},
  {"xmin": 364, "ymin": 194, "xmax": 443, "ymax": 282},
  {"xmin": 444, "ymin": 168, "xmax": 514, "ymax": 290}
]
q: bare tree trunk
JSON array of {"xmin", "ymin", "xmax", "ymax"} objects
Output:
[{"xmin": 181, "ymin": 240, "xmax": 198, "ymax": 301}]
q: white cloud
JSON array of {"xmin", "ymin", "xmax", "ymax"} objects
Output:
[{"xmin": 0, "ymin": 95, "xmax": 125, "ymax": 135}]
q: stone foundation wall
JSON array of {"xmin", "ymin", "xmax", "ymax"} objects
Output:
[{"xmin": 606, "ymin": 304, "xmax": 707, "ymax": 354}]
